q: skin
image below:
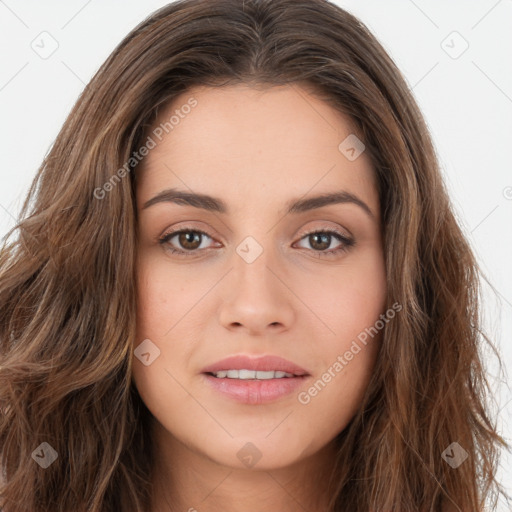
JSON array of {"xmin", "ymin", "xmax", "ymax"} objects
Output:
[{"xmin": 132, "ymin": 83, "xmax": 387, "ymax": 512}]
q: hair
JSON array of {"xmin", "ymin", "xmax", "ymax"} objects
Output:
[{"xmin": 0, "ymin": 0, "xmax": 509, "ymax": 510}]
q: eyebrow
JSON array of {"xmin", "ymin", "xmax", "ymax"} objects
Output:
[{"xmin": 142, "ymin": 188, "xmax": 375, "ymax": 219}]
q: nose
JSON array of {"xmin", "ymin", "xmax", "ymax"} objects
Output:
[{"xmin": 218, "ymin": 242, "xmax": 295, "ymax": 335}]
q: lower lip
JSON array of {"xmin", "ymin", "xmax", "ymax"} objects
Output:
[{"xmin": 202, "ymin": 373, "xmax": 309, "ymax": 405}]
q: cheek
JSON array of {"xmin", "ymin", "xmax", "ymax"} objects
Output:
[
  {"xmin": 134, "ymin": 253, "xmax": 205, "ymax": 339},
  {"xmin": 295, "ymin": 346, "xmax": 379, "ymax": 449},
  {"xmin": 296, "ymin": 247, "xmax": 387, "ymax": 351},
  {"xmin": 132, "ymin": 253, "xmax": 215, "ymax": 415},
  {"xmin": 293, "ymin": 250, "xmax": 386, "ymax": 422}
]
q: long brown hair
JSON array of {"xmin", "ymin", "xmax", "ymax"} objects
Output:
[{"xmin": 0, "ymin": 0, "xmax": 509, "ymax": 510}]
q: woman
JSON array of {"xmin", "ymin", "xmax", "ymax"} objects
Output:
[{"xmin": 0, "ymin": 0, "xmax": 508, "ymax": 510}]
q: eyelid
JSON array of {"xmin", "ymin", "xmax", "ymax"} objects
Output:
[
  {"xmin": 296, "ymin": 223, "xmax": 352, "ymax": 241},
  {"xmin": 158, "ymin": 221, "xmax": 222, "ymax": 242},
  {"xmin": 159, "ymin": 220, "xmax": 351, "ymax": 241}
]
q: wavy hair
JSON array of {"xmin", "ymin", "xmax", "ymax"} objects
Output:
[{"xmin": 0, "ymin": 0, "xmax": 509, "ymax": 510}]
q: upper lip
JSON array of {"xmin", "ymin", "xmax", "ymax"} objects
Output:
[{"xmin": 201, "ymin": 355, "xmax": 310, "ymax": 376}]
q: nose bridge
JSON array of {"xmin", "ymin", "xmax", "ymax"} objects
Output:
[
  {"xmin": 232, "ymin": 233, "xmax": 281, "ymax": 296},
  {"xmin": 218, "ymin": 232, "xmax": 295, "ymax": 332}
]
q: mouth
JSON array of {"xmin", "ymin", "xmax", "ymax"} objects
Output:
[
  {"xmin": 200, "ymin": 354, "xmax": 311, "ymax": 405},
  {"xmin": 206, "ymin": 369, "xmax": 299, "ymax": 379}
]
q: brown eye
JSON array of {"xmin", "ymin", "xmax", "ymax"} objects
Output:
[
  {"xmin": 159, "ymin": 229, "xmax": 215, "ymax": 254},
  {"xmin": 157, "ymin": 227, "xmax": 354, "ymax": 259},
  {"xmin": 308, "ymin": 233, "xmax": 331, "ymax": 251},
  {"xmin": 294, "ymin": 229, "xmax": 355, "ymax": 258},
  {"xmin": 177, "ymin": 231, "xmax": 202, "ymax": 250}
]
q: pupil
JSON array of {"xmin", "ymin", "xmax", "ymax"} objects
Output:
[
  {"xmin": 311, "ymin": 233, "xmax": 329, "ymax": 250},
  {"xmin": 180, "ymin": 231, "xmax": 201, "ymax": 249}
]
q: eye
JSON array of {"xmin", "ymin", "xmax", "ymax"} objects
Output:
[
  {"xmin": 158, "ymin": 227, "xmax": 355, "ymax": 258},
  {"xmin": 158, "ymin": 228, "xmax": 218, "ymax": 256},
  {"xmin": 294, "ymin": 228, "xmax": 354, "ymax": 258}
]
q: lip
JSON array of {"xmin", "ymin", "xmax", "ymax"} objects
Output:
[
  {"xmin": 200, "ymin": 354, "xmax": 311, "ymax": 405},
  {"xmin": 200, "ymin": 354, "xmax": 310, "ymax": 376}
]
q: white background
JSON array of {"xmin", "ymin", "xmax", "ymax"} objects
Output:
[{"xmin": 0, "ymin": 0, "xmax": 511, "ymax": 507}]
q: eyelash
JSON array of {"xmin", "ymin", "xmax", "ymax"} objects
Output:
[{"xmin": 158, "ymin": 226, "xmax": 355, "ymax": 259}]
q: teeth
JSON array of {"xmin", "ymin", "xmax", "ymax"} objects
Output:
[{"xmin": 211, "ymin": 369, "xmax": 295, "ymax": 379}]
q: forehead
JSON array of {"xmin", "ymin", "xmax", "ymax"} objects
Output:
[{"xmin": 136, "ymin": 83, "xmax": 379, "ymax": 216}]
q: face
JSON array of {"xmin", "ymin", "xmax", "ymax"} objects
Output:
[{"xmin": 132, "ymin": 83, "xmax": 387, "ymax": 472}]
